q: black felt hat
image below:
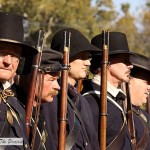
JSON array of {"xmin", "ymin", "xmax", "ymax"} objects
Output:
[
  {"xmin": 130, "ymin": 53, "xmax": 150, "ymax": 72},
  {"xmin": 91, "ymin": 32, "xmax": 136, "ymax": 56},
  {"xmin": 90, "ymin": 32, "xmax": 140, "ymax": 74},
  {"xmin": 51, "ymin": 28, "xmax": 101, "ymax": 59},
  {"xmin": 130, "ymin": 53, "xmax": 150, "ymax": 81},
  {"xmin": 0, "ymin": 12, "xmax": 37, "ymax": 57},
  {"xmin": 17, "ymin": 47, "xmax": 63, "ymax": 75}
]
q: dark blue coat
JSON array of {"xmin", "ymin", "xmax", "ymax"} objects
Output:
[
  {"xmin": 133, "ymin": 106, "xmax": 150, "ymax": 150},
  {"xmin": 0, "ymin": 85, "xmax": 30, "ymax": 150},
  {"xmin": 82, "ymin": 79, "xmax": 133, "ymax": 150},
  {"xmin": 40, "ymin": 84, "xmax": 99, "ymax": 150}
]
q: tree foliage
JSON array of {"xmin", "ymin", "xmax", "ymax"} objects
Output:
[
  {"xmin": 0, "ymin": 0, "xmax": 149, "ymax": 57},
  {"xmin": 140, "ymin": 1, "xmax": 150, "ymax": 57}
]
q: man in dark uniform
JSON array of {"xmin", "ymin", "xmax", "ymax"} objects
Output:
[
  {"xmin": 81, "ymin": 32, "xmax": 136, "ymax": 150},
  {"xmin": 32, "ymin": 48, "xmax": 63, "ymax": 150},
  {"xmin": 42, "ymin": 27, "xmax": 101, "ymax": 150},
  {"xmin": 0, "ymin": 12, "xmax": 37, "ymax": 150},
  {"xmin": 15, "ymin": 47, "xmax": 63, "ymax": 149},
  {"xmin": 129, "ymin": 53, "xmax": 150, "ymax": 150}
]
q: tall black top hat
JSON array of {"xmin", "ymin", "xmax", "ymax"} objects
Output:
[
  {"xmin": 17, "ymin": 47, "xmax": 63, "ymax": 75},
  {"xmin": 0, "ymin": 12, "xmax": 37, "ymax": 57},
  {"xmin": 51, "ymin": 28, "xmax": 101, "ymax": 59},
  {"xmin": 130, "ymin": 53, "xmax": 150, "ymax": 81},
  {"xmin": 91, "ymin": 32, "xmax": 136, "ymax": 56}
]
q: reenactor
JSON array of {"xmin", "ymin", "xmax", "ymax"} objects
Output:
[
  {"xmin": 15, "ymin": 47, "xmax": 63, "ymax": 149},
  {"xmin": 129, "ymin": 53, "xmax": 150, "ymax": 150},
  {"xmin": 32, "ymin": 48, "xmax": 63, "ymax": 150},
  {"xmin": 82, "ymin": 32, "xmax": 137, "ymax": 150},
  {"xmin": 0, "ymin": 12, "xmax": 37, "ymax": 149},
  {"xmin": 43, "ymin": 27, "xmax": 101, "ymax": 150}
]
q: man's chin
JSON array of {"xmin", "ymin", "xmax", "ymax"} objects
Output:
[
  {"xmin": 42, "ymin": 97, "xmax": 53, "ymax": 103},
  {"xmin": 42, "ymin": 98, "xmax": 53, "ymax": 103},
  {"xmin": 123, "ymin": 77, "xmax": 130, "ymax": 83},
  {"xmin": 80, "ymin": 74, "xmax": 87, "ymax": 79}
]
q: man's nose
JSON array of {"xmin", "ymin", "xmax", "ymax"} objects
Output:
[
  {"xmin": 3, "ymin": 55, "xmax": 12, "ymax": 64},
  {"xmin": 84, "ymin": 59, "xmax": 91, "ymax": 66},
  {"xmin": 54, "ymin": 80, "xmax": 61, "ymax": 90}
]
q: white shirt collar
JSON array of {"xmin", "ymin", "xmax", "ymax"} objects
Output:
[
  {"xmin": 92, "ymin": 75, "xmax": 125, "ymax": 98},
  {"xmin": 2, "ymin": 81, "xmax": 11, "ymax": 90}
]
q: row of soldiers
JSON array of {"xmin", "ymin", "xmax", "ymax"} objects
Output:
[{"xmin": 0, "ymin": 11, "xmax": 149, "ymax": 150}]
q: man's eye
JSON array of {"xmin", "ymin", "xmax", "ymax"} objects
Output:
[{"xmin": 47, "ymin": 79, "xmax": 53, "ymax": 81}]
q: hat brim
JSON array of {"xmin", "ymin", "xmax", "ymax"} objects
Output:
[
  {"xmin": 0, "ymin": 39, "xmax": 38, "ymax": 57},
  {"xmin": 71, "ymin": 45, "xmax": 102, "ymax": 58},
  {"xmin": 91, "ymin": 50, "xmax": 141, "ymax": 59},
  {"xmin": 132, "ymin": 63, "xmax": 150, "ymax": 72}
]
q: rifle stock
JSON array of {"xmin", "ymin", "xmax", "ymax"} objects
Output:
[
  {"xmin": 58, "ymin": 31, "xmax": 71, "ymax": 150},
  {"xmin": 99, "ymin": 30, "xmax": 109, "ymax": 150},
  {"xmin": 126, "ymin": 82, "xmax": 137, "ymax": 150},
  {"xmin": 25, "ymin": 30, "xmax": 45, "ymax": 138}
]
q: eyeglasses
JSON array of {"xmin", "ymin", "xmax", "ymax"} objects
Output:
[{"xmin": 0, "ymin": 51, "xmax": 20, "ymax": 62}]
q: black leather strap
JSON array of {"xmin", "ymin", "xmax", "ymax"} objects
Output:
[
  {"xmin": 66, "ymin": 114, "xmax": 80, "ymax": 150},
  {"xmin": 106, "ymin": 119, "xmax": 126, "ymax": 150},
  {"xmin": 66, "ymin": 96, "xmax": 89, "ymax": 150}
]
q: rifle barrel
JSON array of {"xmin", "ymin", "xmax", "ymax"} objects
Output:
[
  {"xmin": 25, "ymin": 30, "xmax": 44, "ymax": 138},
  {"xmin": 99, "ymin": 30, "xmax": 109, "ymax": 150},
  {"xmin": 58, "ymin": 31, "xmax": 70, "ymax": 150},
  {"xmin": 126, "ymin": 83, "xmax": 137, "ymax": 150}
]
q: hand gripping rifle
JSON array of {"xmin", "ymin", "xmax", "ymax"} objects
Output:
[
  {"xmin": 126, "ymin": 82, "xmax": 137, "ymax": 150},
  {"xmin": 99, "ymin": 30, "xmax": 109, "ymax": 150},
  {"xmin": 58, "ymin": 31, "xmax": 71, "ymax": 150},
  {"xmin": 25, "ymin": 30, "xmax": 45, "ymax": 138}
]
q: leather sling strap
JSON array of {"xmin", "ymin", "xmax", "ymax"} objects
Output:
[
  {"xmin": 83, "ymin": 90, "xmax": 127, "ymax": 150},
  {"xmin": 106, "ymin": 118, "xmax": 126, "ymax": 150},
  {"xmin": 66, "ymin": 95, "xmax": 90, "ymax": 150},
  {"xmin": 103, "ymin": 96, "xmax": 127, "ymax": 150},
  {"xmin": 66, "ymin": 114, "xmax": 80, "ymax": 150}
]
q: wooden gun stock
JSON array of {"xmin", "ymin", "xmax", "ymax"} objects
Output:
[
  {"xmin": 99, "ymin": 30, "xmax": 109, "ymax": 150},
  {"xmin": 58, "ymin": 31, "xmax": 71, "ymax": 150}
]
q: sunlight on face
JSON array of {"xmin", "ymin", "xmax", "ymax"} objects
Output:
[
  {"xmin": 107, "ymin": 54, "xmax": 133, "ymax": 87},
  {"xmin": 130, "ymin": 77, "xmax": 149, "ymax": 106},
  {"xmin": 35, "ymin": 72, "xmax": 60, "ymax": 102},
  {"xmin": 68, "ymin": 51, "xmax": 91, "ymax": 85}
]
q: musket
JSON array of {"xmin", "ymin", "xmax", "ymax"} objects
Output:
[
  {"xmin": 126, "ymin": 82, "xmax": 137, "ymax": 150},
  {"xmin": 146, "ymin": 92, "xmax": 150, "ymax": 115},
  {"xmin": 25, "ymin": 30, "xmax": 45, "ymax": 138},
  {"xmin": 58, "ymin": 31, "xmax": 71, "ymax": 150},
  {"xmin": 99, "ymin": 30, "xmax": 109, "ymax": 150},
  {"xmin": 30, "ymin": 71, "xmax": 44, "ymax": 149}
]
